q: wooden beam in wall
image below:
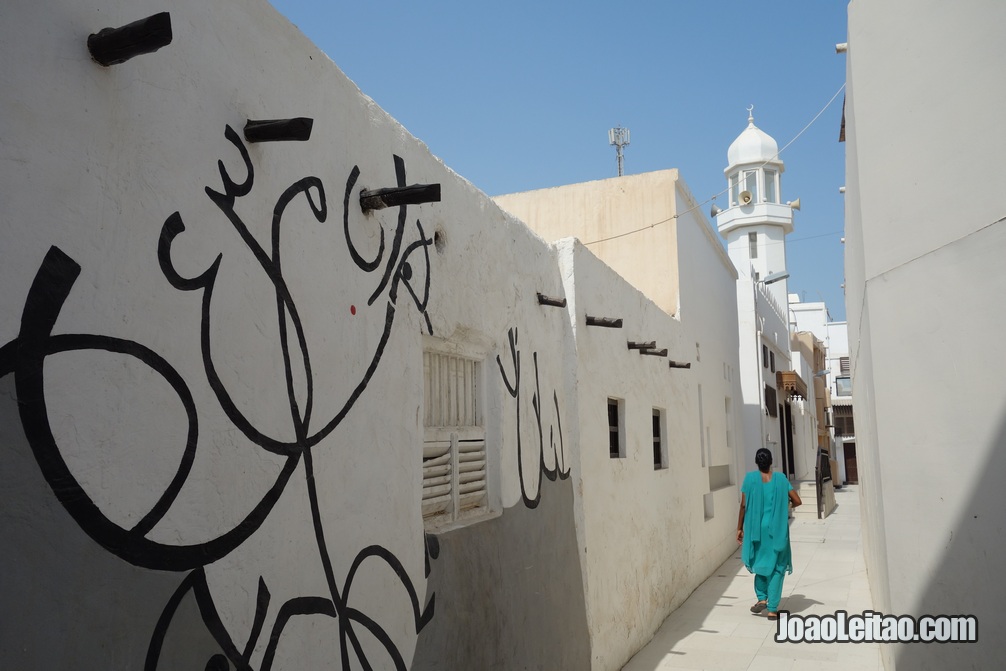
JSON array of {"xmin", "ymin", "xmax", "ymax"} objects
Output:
[
  {"xmin": 586, "ymin": 316, "xmax": 622, "ymax": 328},
  {"xmin": 88, "ymin": 12, "xmax": 172, "ymax": 66},
  {"xmin": 536, "ymin": 293, "xmax": 567, "ymax": 308},
  {"xmin": 244, "ymin": 118, "xmax": 315, "ymax": 143},
  {"xmin": 360, "ymin": 183, "xmax": 442, "ymax": 211}
]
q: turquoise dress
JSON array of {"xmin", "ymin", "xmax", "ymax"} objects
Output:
[{"xmin": 741, "ymin": 471, "xmax": 793, "ymax": 576}]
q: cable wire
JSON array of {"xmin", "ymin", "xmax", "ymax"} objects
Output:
[{"xmin": 583, "ymin": 83, "xmax": 847, "ymax": 247}]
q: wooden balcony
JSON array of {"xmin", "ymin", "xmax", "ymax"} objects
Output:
[{"xmin": 777, "ymin": 370, "xmax": 808, "ymax": 399}]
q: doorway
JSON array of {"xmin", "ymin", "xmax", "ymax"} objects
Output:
[{"xmin": 844, "ymin": 443, "xmax": 858, "ymax": 484}]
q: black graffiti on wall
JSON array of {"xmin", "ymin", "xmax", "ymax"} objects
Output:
[
  {"xmin": 0, "ymin": 125, "xmax": 436, "ymax": 670},
  {"xmin": 496, "ymin": 327, "xmax": 570, "ymax": 509}
]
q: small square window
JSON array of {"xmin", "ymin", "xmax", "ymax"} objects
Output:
[{"xmin": 608, "ymin": 398, "xmax": 625, "ymax": 459}]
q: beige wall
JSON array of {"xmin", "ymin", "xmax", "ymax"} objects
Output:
[{"xmin": 495, "ymin": 170, "xmax": 682, "ymax": 315}]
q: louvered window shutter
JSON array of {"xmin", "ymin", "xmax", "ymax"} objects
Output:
[{"xmin": 422, "ymin": 351, "xmax": 485, "ymax": 524}]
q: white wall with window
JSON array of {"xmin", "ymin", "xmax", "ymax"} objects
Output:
[
  {"xmin": 556, "ymin": 227, "xmax": 743, "ymax": 671},
  {"xmin": 490, "ymin": 157, "xmax": 745, "ymax": 669}
]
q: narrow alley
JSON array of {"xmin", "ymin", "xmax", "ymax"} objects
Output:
[{"xmin": 624, "ymin": 486, "xmax": 882, "ymax": 671}]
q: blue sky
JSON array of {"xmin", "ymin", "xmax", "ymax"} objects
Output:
[{"xmin": 269, "ymin": 0, "xmax": 849, "ymax": 321}]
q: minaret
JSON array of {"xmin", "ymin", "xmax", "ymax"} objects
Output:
[{"xmin": 715, "ymin": 107, "xmax": 796, "ymax": 309}]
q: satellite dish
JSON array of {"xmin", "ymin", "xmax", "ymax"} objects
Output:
[
  {"xmin": 787, "ymin": 198, "xmax": 801, "ymax": 211},
  {"xmin": 739, "ymin": 190, "xmax": 753, "ymax": 205}
]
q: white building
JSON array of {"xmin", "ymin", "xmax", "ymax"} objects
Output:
[
  {"xmin": 494, "ymin": 169, "xmax": 746, "ymax": 668},
  {"xmin": 0, "ymin": 2, "xmax": 748, "ymax": 670},
  {"xmin": 844, "ymin": 1, "xmax": 1006, "ymax": 668},
  {"xmin": 790, "ymin": 297, "xmax": 853, "ymax": 486},
  {"xmin": 555, "ymin": 238, "xmax": 743, "ymax": 670},
  {"xmin": 715, "ymin": 113, "xmax": 817, "ymax": 485}
]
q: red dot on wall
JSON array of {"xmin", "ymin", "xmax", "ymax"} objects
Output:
[{"xmin": 350, "ymin": 305, "xmax": 357, "ymax": 315}]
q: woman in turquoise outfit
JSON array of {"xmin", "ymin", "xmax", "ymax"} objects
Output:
[{"xmin": 736, "ymin": 448, "xmax": 802, "ymax": 620}]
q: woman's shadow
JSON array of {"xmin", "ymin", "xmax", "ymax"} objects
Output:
[{"xmin": 780, "ymin": 593, "xmax": 825, "ymax": 614}]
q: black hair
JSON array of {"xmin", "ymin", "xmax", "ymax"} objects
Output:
[{"xmin": 755, "ymin": 448, "xmax": 773, "ymax": 473}]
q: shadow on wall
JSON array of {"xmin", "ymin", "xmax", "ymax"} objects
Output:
[
  {"xmin": 0, "ymin": 375, "xmax": 224, "ymax": 668},
  {"xmin": 412, "ymin": 477, "xmax": 590, "ymax": 670},
  {"xmin": 893, "ymin": 409, "xmax": 1006, "ymax": 669}
]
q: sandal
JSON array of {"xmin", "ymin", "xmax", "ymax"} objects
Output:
[
  {"xmin": 750, "ymin": 601, "xmax": 767, "ymax": 613},
  {"xmin": 766, "ymin": 612, "xmax": 779, "ymax": 620}
]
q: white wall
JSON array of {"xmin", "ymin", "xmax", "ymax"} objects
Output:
[
  {"xmin": 559, "ymin": 239, "xmax": 740, "ymax": 671},
  {"xmin": 494, "ymin": 172, "xmax": 747, "ymax": 669},
  {"xmin": 733, "ymin": 278, "xmax": 792, "ymax": 472},
  {"xmin": 674, "ymin": 181, "xmax": 744, "ymax": 486},
  {"xmin": 790, "ymin": 300, "xmax": 850, "ymax": 396},
  {"xmin": 0, "ymin": 1, "xmax": 581, "ymax": 668},
  {"xmin": 846, "ymin": 1, "xmax": 1006, "ymax": 668},
  {"xmin": 0, "ymin": 3, "xmax": 754, "ymax": 670},
  {"xmin": 789, "ymin": 299, "xmax": 829, "ymax": 340},
  {"xmin": 494, "ymin": 174, "xmax": 746, "ymax": 671}
]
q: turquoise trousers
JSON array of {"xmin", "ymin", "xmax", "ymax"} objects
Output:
[{"xmin": 754, "ymin": 568, "xmax": 785, "ymax": 611}]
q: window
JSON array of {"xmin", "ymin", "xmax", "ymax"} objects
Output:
[
  {"xmin": 762, "ymin": 343, "xmax": 769, "ymax": 368},
  {"xmin": 834, "ymin": 405, "xmax": 856, "ymax": 437},
  {"xmin": 764, "ymin": 169, "xmax": 778, "ymax": 203},
  {"xmin": 724, "ymin": 397, "xmax": 732, "ymax": 450},
  {"xmin": 743, "ymin": 169, "xmax": 758, "ymax": 202},
  {"xmin": 770, "ymin": 350, "xmax": 776, "ymax": 373},
  {"xmin": 422, "ymin": 350, "xmax": 486, "ymax": 525},
  {"xmin": 652, "ymin": 408, "xmax": 666, "ymax": 470},
  {"xmin": 765, "ymin": 385, "xmax": 778, "ymax": 417},
  {"xmin": 835, "ymin": 376, "xmax": 852, "ymax": 396},
  {"xmin": 840, "ymin": 356, "xmax": 851, "ymax": 375},
  {"xmin": 697, "ymin": 384, "xmax": 705, "ymax": 467},
  {"xmin": 835, "ymin": 415, "xmax": 847, "ymax": 437},
  {"xmin": 749, "ymin": 232, "xmax": 758, "ymax": 259},
  {"xmin": 608, "ymin": 398, "xmax": 625, "ymax": 458},
  {"xmin": 729, "ymin": 174, "xmax": 739, "ymax": 204}
]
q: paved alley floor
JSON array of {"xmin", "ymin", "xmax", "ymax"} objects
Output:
[{"xmin": 622, "ymin": 485, "xmax": 883, "ymax": 671}]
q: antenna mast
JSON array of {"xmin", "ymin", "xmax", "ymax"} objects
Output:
[{"xmin": 608, "ymin": 126, "xmax": 630, "ymax": 176}]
